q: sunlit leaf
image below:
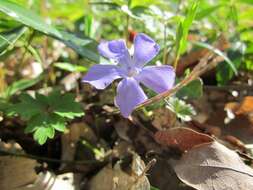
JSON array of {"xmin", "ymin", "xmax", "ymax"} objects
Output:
[
  {"xmin": 175, "ymin": 0, "xmax": 199, "ymax": 57},
  {"xmin": 3, "ymin": 74, "xmax": 43, "ymax": 99},
  {"xmin": 54, "ymin": 62, "xmax": 87, "ymax": 72},
  {"xmin": 0, "ymin": 27, "xmax": 27, "ymax": 55},
  {"xmin": 0, "ymin": 0, "xmax": 62, "ymax": 38},
  {"xmin": 0, "ymin": 0, "xmax": 99, "ymax": 62}
]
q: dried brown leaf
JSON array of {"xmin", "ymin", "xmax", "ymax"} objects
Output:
[
  {"xmin": 236, "ymin": 96, "xmax": 253, "ymax": 115},
  {"xmin": 154, "ymin": 127, "xmax": 214, "ymax": 152},
  {"xmin": 174, "ymin": 141, "xmax": 253, "ymax": 190},
  {"xmin": 88, "ymin": 153, "xmax": 150, "ymax": 190}
]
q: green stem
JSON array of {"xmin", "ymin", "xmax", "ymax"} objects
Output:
[
  {"xmin": 162, "ymin": 22, "xmax": 167, "ymax": 64},
  {"xmin": 125, "ymin": 15, "xmax": 130, "ymax": 47},
  {"xmin": 173, "ymin": 53, "xmax": 180, "ymax": 71}
]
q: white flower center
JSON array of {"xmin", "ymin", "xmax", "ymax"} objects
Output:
[{"xmin": 127, "ymin": 67, "xmax": 139, "ymax": 77}]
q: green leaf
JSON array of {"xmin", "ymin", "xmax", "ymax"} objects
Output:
[
  {"xmin": 150, "ymin": 186, "xmax": 160, "ymax": 190},
  {"xmin": 50, "ymin": 117, "xmax": 66, "ymax": 132},
  {"xmin": 3, "ymin": 74, "xmax": 43, "ymax": 98},
  {"xmin": 0, "ymin": 0, "xmax": 62, "ymax": 38},
  {"xmin": 25, "ymin": 113, "xmax": 65, "ymax": 132},
  {"xmin": 84, "ymin": 14, "xmax": 93, "ymax": 37},
  {"xmin": 175, "ymin": 0, "xmax": 199, "ymax": 56},
  {"xmin": 0, "ymin": 98, "xmax": 11, "ymax": 113},
  {"xmin": 50, "ymin": 93, "xmax": 84, "ymax": 119},
  {"xmin": 165, "ymin": 97, "xmax": 196, "ymax": 122},
  {"xmin": 193, "ymin": 41, "xmax": 238, "ymax": 75},
  {"xmin": 54, "ymin": 62, "xmax": 87, "ymax": 72},
  {"xmin": 216, "ymin": 51, "xmax": 242, "ymax": 85},
  {"xmin": 0, "ymin": 1, "xmax": 99, "ymax": 62},
  {"xmin": 0, "ymin": 27, "xmax": 27, "ymax": 55},
  {"xmin": 8, "ymin": 93, "xmax": 45, "ymax": 120},
  {"xmin": 196, "ymin": 4, "xmax": 223, "ymax": 20},
  {"xmin": 56, "ymin": 31, "xmax": 99, "ymax": 63},
  {"xmin": 176, "ymin": 78, "xmax": 203, "ymax": 100},
  {"xmin": 33, "ymin": 127, "xmax": 55, "ymax": 145},
  {"xmin": 239, "ymin": 0, "xmax": 253, "ymax": 5}
]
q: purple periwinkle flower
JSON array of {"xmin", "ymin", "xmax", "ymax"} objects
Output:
[{"xmin": 82, "ymin": 33, "xmax": 175, "ymax": 118}]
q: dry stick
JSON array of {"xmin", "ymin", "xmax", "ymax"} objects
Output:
[{"xmin": 135, "ymin": 52, "xmax": 219, "ymax": 110}]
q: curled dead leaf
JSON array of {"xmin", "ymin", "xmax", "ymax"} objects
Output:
[{"xmin": 154, "ymin": 127, "xmax": 214, "ymax": 152}]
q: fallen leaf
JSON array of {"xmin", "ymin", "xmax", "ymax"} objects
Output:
[
  {"xmin": 154, "ymin": 127, "xmax": 214, "ymax": 152},
  {"xmin": 174, "ymin": 141, "xmax": 253, "ymax": 190},
  {"xmin": 0, "ymin": 141, "xmax": 38, "ymax": 190},
  {"xmin": 236, "ymin": 96, "xmax": 253, "ymax": 115},
  {"xmin": 88, "ymin": 153, "xmax": 150, "ymax": 190}
]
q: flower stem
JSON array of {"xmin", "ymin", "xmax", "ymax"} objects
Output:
[
  {"xmin": 173, "ymin": 53, "xmax": 180, "ymax": 71},
  {"xmin": 162, "ymin": 22, "xmax": 167, "ymax": 64},
  {"xmin": 125, "ymin": 15, "xmax": 130, "ymax": 47}
]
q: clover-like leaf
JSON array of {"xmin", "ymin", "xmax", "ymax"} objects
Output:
[{"xmin": 165, "ymin": 97, "xmax": 196, "ymax": 121}]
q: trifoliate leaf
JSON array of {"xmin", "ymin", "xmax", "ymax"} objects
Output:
[{"xmin": 166, "ymin": 97, "xmax": 196, "ymax": 122}]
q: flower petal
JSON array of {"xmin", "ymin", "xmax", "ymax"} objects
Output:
[
  {"xmin": 133, "ymin": 33, "xmax": 160, "ymax": 67},
  {"xmin": 98, "ymin": 39, "xmax": 131, "ymax": 69},
  {"xmin": 136, "ymin": 65, "xmax": 175, "ymax": 93},
  {"xmin": 115, "ymin": 78, "xmax": 147, "ymax": 118},
  {"xmin": 82, "ymin": 64, "xmax": 123, "ymax": 89}
]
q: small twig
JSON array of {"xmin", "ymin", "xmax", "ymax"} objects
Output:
[
  {"xmin": 135, "ymin": 52, "xmax": 218, "ymax": 110},
  {"xmin": 0, "ymin": 149, "xmax": 102, "ymax": 165}
]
